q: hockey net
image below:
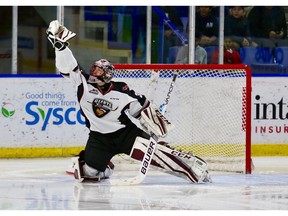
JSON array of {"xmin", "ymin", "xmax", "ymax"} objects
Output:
[{"xmin": 113, "ymin": 64, "xmax": 252, "ymax": 174}]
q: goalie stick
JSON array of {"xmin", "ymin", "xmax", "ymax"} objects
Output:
[
  {"xmin": 110, "ymin": 71, "xmax": 179, "ymax": 186},
  {"xmin": 159, "ymin": 71, "xmax": 179, "ymax": 114},
  {"xmin": 110, "ymin": 133, "xmax": 158, "ymax": 186}
]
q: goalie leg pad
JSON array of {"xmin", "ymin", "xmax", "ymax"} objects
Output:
[
  {"xmin": 66, "ymin": 150, "xmax": 85, "ymax": 175},
  {"xmin": 73, "ymin": 156, "xmax": 115, "ymax": 183},
  {"xmin": 130, "ymin": 137, "xmax": 211, "ymax": 183}
]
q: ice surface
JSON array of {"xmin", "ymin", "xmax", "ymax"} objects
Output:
[{"xmin": 0, "ymin": 157, "xmax": 287, "ymax": 210}]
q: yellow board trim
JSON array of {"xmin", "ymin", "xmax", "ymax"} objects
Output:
[
  {"xmin": 0, "ymin": 144, "xmax": 288, "ymax": 158},
  {"xmin": 251, "ymin": 144, "xmax": 288, "ymax": 156},
  {"xmin": 0, "ymin": 147, "xmax": 84, "ymax": 158}
]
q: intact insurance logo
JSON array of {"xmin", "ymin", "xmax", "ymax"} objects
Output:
[
  {"xmin": 25, "ymin": 91, "xmax": 85, "ymax": 131},
  {"xmin": 1, "ymin": 102, "xmax": 15, "ymax": 118}
]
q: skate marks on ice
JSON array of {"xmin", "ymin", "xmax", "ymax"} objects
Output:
[
  {"xmin": 75, "ymin": 173, "xmax": 288, "ymax": 210},
  {"xmin": 0, "ymin": 158, "xmax": 288, "ymax": 210}
]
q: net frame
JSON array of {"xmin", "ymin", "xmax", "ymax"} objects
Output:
[{"xmin": 113, "ymin": 64, "xmax": 252, "ymax": 174}]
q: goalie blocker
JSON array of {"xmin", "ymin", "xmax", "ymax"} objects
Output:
[{"xmin": 130, "ymin": 137, "xmax": 211, "ymax": 183}]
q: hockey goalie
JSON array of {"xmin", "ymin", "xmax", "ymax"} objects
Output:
[{"xmin": 47, "ymin": 20, "xmax": 211, "ymax": 184}]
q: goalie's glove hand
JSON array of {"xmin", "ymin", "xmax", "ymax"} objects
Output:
[
  {"xmin": 46, "ymin": 20, "xmax": 76, "ymax": 50},
  {"xmin": 140, "ymin": 105, "xmax": 174, "ymax": 137}
]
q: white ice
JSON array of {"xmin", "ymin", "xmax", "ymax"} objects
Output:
[{"xmin": 0, "ymin": 157, "xmax": 288, "ymax": 210}]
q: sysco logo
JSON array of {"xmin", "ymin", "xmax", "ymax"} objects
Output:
[{"xmin": 25, "ymin": 101, "xmax": 85, "ymax": 131}]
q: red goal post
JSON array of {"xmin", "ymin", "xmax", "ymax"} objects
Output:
[{"xmin": 113, "ymin": 64, "xmax": 252, "ymax": 174}]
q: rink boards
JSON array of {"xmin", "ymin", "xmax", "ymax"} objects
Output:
[{"xmin": 0, "ymin": 75, "xmax": 288, "ymax": 157}]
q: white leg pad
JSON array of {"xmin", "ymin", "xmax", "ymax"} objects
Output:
[
  {"xmin": 73, "ymin": 156, "xmax": 114, "ymax": 183},
  {"xmin": 66, "ymin": 156, "xmax": 78, "ymax": 175},
  {"xmin": 130, "ymin": 137, "xmax": 211, "ymax": 183}
]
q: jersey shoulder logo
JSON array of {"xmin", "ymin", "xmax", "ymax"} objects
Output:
[{"xmin": 89, "ymin": 88, "xmax": 99, "ymax": 95}]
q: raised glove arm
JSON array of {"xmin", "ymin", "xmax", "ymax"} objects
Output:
[{"xmin": 46, "ymin": 20, "xmax": 76, "ymax": 50}]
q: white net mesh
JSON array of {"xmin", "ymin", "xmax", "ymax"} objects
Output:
[{"xmin": 113, "ymin": 65, "xmax": 251, "ymax": 173}]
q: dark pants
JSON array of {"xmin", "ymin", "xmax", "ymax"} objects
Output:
[{"xmin": 84, "ymin": 123, "xmax": 149, "ymax": 171}]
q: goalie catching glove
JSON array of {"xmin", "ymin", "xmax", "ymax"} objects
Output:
[
  {"xmin": 140, "ymin": 105, "xmax": 174, "ymax": 137},
  {"xmin": 46, "ymin": 20, "xmax": 76, "ymax": 50}
]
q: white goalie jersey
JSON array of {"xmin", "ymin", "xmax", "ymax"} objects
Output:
[{"xmin": 55, "ymin": 48, "xmax": 150, "ymax": 134}]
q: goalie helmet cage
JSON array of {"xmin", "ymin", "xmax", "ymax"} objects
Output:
[{"xmin": 113, "ymin": 64, "xmax": 252, "ymax": 174}]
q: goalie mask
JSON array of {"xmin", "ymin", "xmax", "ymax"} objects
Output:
[{"xmin": 88, "ymin": 59, "xmax": 115, "ymax": 84}]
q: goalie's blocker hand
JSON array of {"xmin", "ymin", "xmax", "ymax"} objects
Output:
[
  {"xmin": 46, "ymin": 20, "xmax": 76, "ymax": 50},
  {"xmin": 140, "ymin": 105, "xmax": 174, "ymax": 137}
]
